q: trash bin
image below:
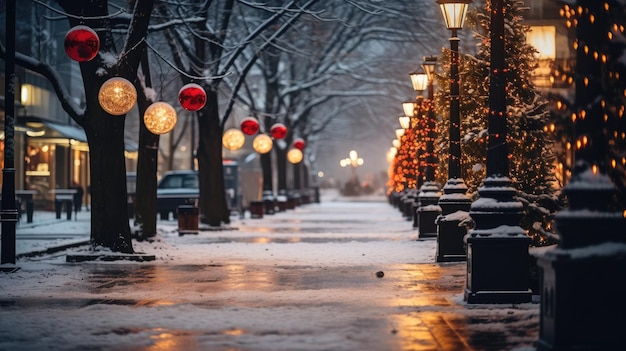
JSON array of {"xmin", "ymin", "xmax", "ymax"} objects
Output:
[
  {"xmin": 177, "ymin": 205, "xmax": 199, "ymax": 235},
  {"xmin": 249, "ymin": 201, "xmax": 264, "ymax": 219}
]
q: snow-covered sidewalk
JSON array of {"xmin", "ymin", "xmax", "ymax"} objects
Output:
[{"xmin": 1, "ymin": 192, "xmax": 539, "ymax": 351}]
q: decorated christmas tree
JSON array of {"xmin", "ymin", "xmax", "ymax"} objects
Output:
[
  {"xmin": 548, "ymin": 1, "xmax": 626, "ymax": 208},
  {"xmin": 434, "ymin": 0, "xmax": 560, "ymax": 244}
]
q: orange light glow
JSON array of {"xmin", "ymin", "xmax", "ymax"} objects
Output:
[{"xmin": 592, "ymin": 165, "xmax": 599, "ymax": 174}]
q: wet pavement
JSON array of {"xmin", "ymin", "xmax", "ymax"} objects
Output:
[{"xmin": 0, "ymin": 193, "xmax": 539, "ymax": 351}]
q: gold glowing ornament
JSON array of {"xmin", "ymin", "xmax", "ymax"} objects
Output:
[
  {"xmin": 98, "ymin": 77, "xmax": 137, "ymax": 115},
  {"xmin": 222, "ymin": 129, "xmax": 245, "ymax": 150},
  {"xmin": 253, "ymin": 134, "xmax": 273, "ymax": 154},
  {"xmin": 287, "ymin": 148, "xmax": 303, "ymax": 164},
  {"xmin": 144, "ymin": 102, "xmax": 177, "ymax": 135}
]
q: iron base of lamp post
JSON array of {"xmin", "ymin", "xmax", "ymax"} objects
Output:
[
  {"xmin": 402, "ymin": 190, "xmax": 417, "ymax": 221},
  {"xmin": 465, "ymin": 177, "xmax": 531, "ymax": 304},
  {"xmin": 436, "ymin": 178, "xmax": 471, "ymax": 259},
  {"xmin": 464, "ymin": 235, "xmax": 532, "ymax": 304},
  {"xmin": 416, "ymin": 182, "xmax": 442, "ymax": 237},
  {"xmin": 262, "ymin": 191, "xmax": 275, "ymax": 215},
  {"xmin": 536, "ymin": 245, "xmax": 626, "ymax": 351},
  {"xmin": 537, "ymin": 169, "xmax": 626, "ymax": 350},
  {"xmin": 435, "ymin": 211, "xmax": 469, "ymax": 262}
]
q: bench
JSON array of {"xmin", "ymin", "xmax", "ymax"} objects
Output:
[
  {"xmin": 49, "ymin": 189, "xmax": 78, "ymax": 220},
  {"xmin": 16, "ymin": 190, "xmax": 36, "ymax": 223}
]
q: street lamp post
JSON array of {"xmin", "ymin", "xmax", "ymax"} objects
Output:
[
  {"xmin": 340, "ymin": 150, "xmax": 363, "ymax": 196},
  {"xmin": 1, "ymin": 0, "xmax": 19, "ymax": 267},
  {"xmin": 410, "ymin": 59, "xmax": 442, "ymax": 236},
  {"xmin": 435, "ymin": 0, "xmax": 472, "ymax": 261},
  {"xmin": 401, "ymin": 100, "xmax": 423, "ymax": 221},
  {"xmin": 463, "ymin": 0, "xmax": 531, "ymax": 304}
]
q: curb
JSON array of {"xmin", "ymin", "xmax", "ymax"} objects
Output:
[{"xmin": 17, "ymin": 240, "xmax": 91, "ymax": 259}]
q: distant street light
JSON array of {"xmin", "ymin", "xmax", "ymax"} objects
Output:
[{"xmin": 340, "ymin": 150, "xmax": 364, "ymax": 170}]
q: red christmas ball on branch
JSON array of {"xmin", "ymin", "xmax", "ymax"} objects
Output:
[
  {"xmin": 270, "ymin": 123, "xmax": 287, "ymax": 139},
  {"xmin": 178, "ymin": 83, "xmax": 207, "ymax": 111},
  {"xmin": 292, "ymin": 138, "xmax": 305, "ymax": 150},
  {"xmin": 64, "ymin": 25, "xmax": 100, "ymax": 62},
  {"xmin": 240, "ymin": 117, "xmax": 260, "ymax": 135}
]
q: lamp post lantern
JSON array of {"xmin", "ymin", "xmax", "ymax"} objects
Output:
[
  {"xmin": 463, "ymin": 0, "xmax": 531, "ymax": 304},
  {"xmin": 435, "ymin": 0, "xmax": 472, "ymax": 261}
]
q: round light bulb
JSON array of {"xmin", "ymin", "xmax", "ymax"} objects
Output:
[
  {"xmin": 98, "ymin": 77, "xmax": 137, "ymax": 115},
  {"xmin": 253, "ymin": 134, "xmax": 273, "ymax": 154},
  {"xmin": 222, "ymin": 129, "xmax": 245, "ymax": 150},
  {"xmin": 144, "ymin": 102, "xmax": 177, "ymax": 135},
  {"xmin": 287, "ymin": 148, "xmax": 303, "ymax": 164}
]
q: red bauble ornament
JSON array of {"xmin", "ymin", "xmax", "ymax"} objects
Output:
[
  {"xmin": 64, "ymin": 25, "xmax": 100, "ymax": 62},
  {"xmin": 240, "ymin": 117, "xmax": 260, "ymax": 135},
  {"xmin": 293, "ymin": 138, "xmax": 305, "ymax": 150},
  {"xmin": 178, "ymin": 83, "xmax": 207, "ymax": 111},
  {"xmin": 270, "ymin": 123, "xmax": 287, "ymax": 139}
]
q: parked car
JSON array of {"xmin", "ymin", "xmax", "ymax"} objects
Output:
[
  {"xmin": 156, "ymin": 163, "xmax": 240, "ymax": 220},
  {"xmin": 156, "ymin": 170, "xmax": 199, "ymax": 220}
]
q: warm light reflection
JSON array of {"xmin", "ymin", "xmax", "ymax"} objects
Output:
[
  {"xmin": 147, "ymin": 328, "xmax": 199, "ymax": 351},
  {"xmin": 222, "ymin": 328, "xmax": 245, "ymax": 336}
]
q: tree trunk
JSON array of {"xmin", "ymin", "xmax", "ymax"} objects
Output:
[
  {"xmin": 276, "ymin": 146, "xmax": 287, "ymax": 192},
  {"xmin": 85, "ymin": 107, "xmax": 133, "ymax": 253},
  {"xmin": 57, "ymin": 0, "xmax": 155, "ymax": 253},
  {"xmin": 133, "ymin": 62, "xmax": 159, "ymax": 239},
  {"xmin": 197, "ymin": 89, "xmax": 230, "ymax": 226}
]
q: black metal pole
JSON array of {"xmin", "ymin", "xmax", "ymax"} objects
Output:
[
  {"xmin": 486, "ymin": 0, "xmax": 508, "ymax": 177},
  {"xmin": 1, "ymin": 0, "xmax": 19, "ymax": 264},
  {"xmin": 436, "ymin": 24, "xmax": 472, "ymax": 256},
  {"xmin": 448, "ymin": 30, "xmax": 461, "ymax": 179},
  {"xmin": 425, "ymin": 79, "xmax": 436, "ymax": 182},
  {"xmin": 464, "ymin": 0, "xmax": 531, "ymax": 304}
]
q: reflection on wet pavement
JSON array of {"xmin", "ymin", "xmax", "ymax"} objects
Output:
[{"xmin": 0, "ymin": 261, "xmax": 539, "ymax": 350}]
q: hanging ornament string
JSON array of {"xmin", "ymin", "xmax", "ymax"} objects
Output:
[{"xmin": 145, "ymin": 41, "xmax": 231, "ymax": 81}]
